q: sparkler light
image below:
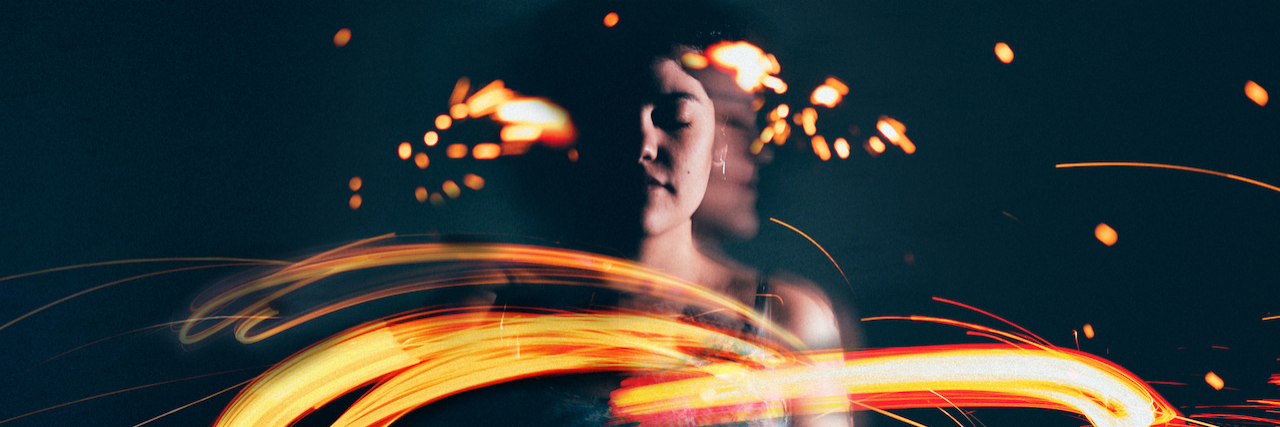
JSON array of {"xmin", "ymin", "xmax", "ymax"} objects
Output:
[
  {"xmin": 1205, "ymin": 372, "xmax": 1225, "ymax": 390},
  {"xmin": 462, "ymin": 173, "xmax": 485, "ymax": 190},
  {"xmin": 434, "ymin": 114, "xmax": 452, "ymax": 130},
  {"xmin": 1056, "ymin": 162, "xmax": 1280, "ymax": 194},
  {"xmin": 348, "ymin": 176, "xmax": 362, "ymax": 192},
  {"xmin": 833, "ymin": 138, "xmax": 850, "ymax": 159},
  {"xmin": 442, "ymin": 180, "xmax": 461, "ymax": 199},
  {"xmin": 994, "ymin": 42, "xmax": 1014, "ymax": 63},
  {"xmin": 811, "ymin": 135, "xmax": 831, "ymax": 161},
  {"xmin": 603, "ymin": 12, "xmax": 619, "ymax": 28},
  {"xmin": 866, "ymin": 136, "xmax": 886, "ymax": 155},
  {"xmin": 397, "ymin": 142, "xmax": 412, "ymax": 160},
  {"xmin": 413, "ymin": 152, "xmax": 429, "ymax": 169},
  {"xmin": 1245, "ymin": 80, "xmax": 1268, "ymax": 106},
  {"xmin": 423, "ymin": 131, "xmax": 438, "ymax": 146},
  {"xmin": 704, "ymin": 41, "xmax": 783, "ymax": 93},
  {"xmin": 471, "ymin": 143, "xmax": 501, "ymax": 159},
  {"xmin": 414, "ymin": 187, "xmax": 427, "ymax": 203},
  {"xmin": 348, "ymin": 194, "xmax": 361, "ymax": 210},
  {"xmin": 1095, "ymin": 223, "xmax": 1118, "ymax": 246},
  {"xmin": 445, "ymin": 143, "xmax": 467, "ymax": 159},
  {"xmin": 333, "ymin": 29, "xmax": 351, "ymax": 48},
  {"xmin": 1084, "ymin": 323, "xmax": 1095, "ymax": 339}
]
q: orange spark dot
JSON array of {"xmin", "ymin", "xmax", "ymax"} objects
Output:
[
  {"xmin": 801, "ymin": 107, "xmax": 817, "ymax": 136},
  {"xmin": 348, "ymin": 194, "xmax": 362, "ymax": 210},
  {"xmin": 567, "ymin": 148, "xmax": 579, "ymax": 162},
  {"xmin": 435, "ymin": 114, "xmax": 452, "ymax": 130},
  {"xmin": 500, "ymin": 124, "xmax": 541, "ymax": 142},
  {"xmin": 397, "ymin": 142, "xmax": 412, "ymax": 160},
  {"xmin": 867, "ymin": 136, "xmax": 886, "ymax": 154},
  {"xmin": 333, "ymin": 28, "xmax": 351, "ymax": 48},
  {"xmin": 423, "ymin": 131, "xmax": 439, "ymax": 146},
  {"xmin": 811, "ymin": 135, "xmax": 831, "ymax": 161},
  {"xmin": 1205, "ymin": 372, "xmax": 1224, "ymax": 390},
  {"xmin": 833, "ymin": 138, "xmax": 850, "ymax": 159},
  {"xmin": 811, "ymin": 85, "xmax": 842, "ymax": 108},
  {"xmin": 762, "ymin": 76, "xmax": 787, "ymax": 94},
  {"xmin": 448, "ymin": 77, "xmax": 471, "ymax": 106},
  {"xmin": 603, "ymin": 12, "xmax": 619, "ymax": 28},
  {"xmin": 466, "ymin": 80, "xmax": 515, "ymax": 118},
  {"xmin": 994, "ymin": 42, "xmax": 1014, "ymax": 64},
  {"xmin": 414, "ymin": 187, "xmax": 428, "ymax": 203},
  {"xmin": 463, "ymin": 173, "xmax": 485, "ymax": 190},
  {"xmin": 446, "ymin": 143, "xmax": 468, "ymax": 159},
  {"xmin": 776, "ymin": 104, "xmax": 790, "ymax": 118},
  {"xmin": 1094, "ymin": 223, "xmax": 1118, "ymax": 246},
  {"xmin": 442, "ymin": 180, "xmax": 461, "ymax": 199},
  {"xmin": 680, "ymin": 53, "xmax": 708, "ymax": 70},
  {"xmin": 876, "ymin": 119, "xmax": 903, "ymax": 142},
  {"xmin": 472, "ymin": 143, "xmax": 501, "ymax": 159},
  {"xmin": 450, "ymin": 103, "xmax": 469, "ymax": 119},
  {"xmin": 1083, "ymin": 324, "xmax": 1095, "ymax": 339},
  {"xmin": 824, "ymin": 77, "xmax": 849, "ymax": 95},
  {"xmin": 705, "ymin": 41, "xmax": 778, "ymax": 93},
  {"xmin": 348, "ymin": 176, "xmax": 362, "ymax": 192},
  {"xmin": 898, "ymin": 135, "xmax": 917, "ymax": 154},
  {"xmin": 414, "ymin": 152, "xmax": 430, "ymax": 169},
  {"xmin": 1245, "ymin": 80, "xmax": 1268, "ymax": 106},
  {"xmin": 749, "ymin": 139, "xmax": 764, "ymax": 155},
  {"xmin": 759, "ymin": 127, "xmax": 775, "ymax": 144},
  {"xmin": 429, "ymin": 192, "xmax": 444, "ymax": 207}
]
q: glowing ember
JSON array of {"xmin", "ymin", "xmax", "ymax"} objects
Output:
[
  {"xmin": 414, "ymin": 187, "xmax": 427, "ymax": 203},
  {"xmin": 680, "ymin": 53, "xmax": 708, "ymax": 70},
  {"xmin": 824, "ymin": 77, "xmax": 849, "ymax": 95},
  {"xmin": 1206, "ymin": 372, "xmax": 1225, "ymax": 390},
  {"xmin": 445, "ymin": 144, "xmax": 468, "ymax": 159},
  {"xmin": 472, "ymin": 143, "xmax": 501, "ymax": 160},
  {"xmin": 811, "ymin": 85, "xmax": 841, "ymax": 108},
  {"xmin": 776, "ymin": 104, "xmax": 790, "ymax": 118},
  {"xmin": 995, "ymin": 42, "xmax": 1014, "ymax": 63},
  {"xmin": 333, "ymin": 29, "xmax": 351, "ymax": 48},
  {"xmin": 877, "ymin": 116, "xmax": 915, "ymax": 154},
  {"xmin": 465, "ymin": 80, "xmax": 515, "ymax": 118},
  {"xmin": 1245, "ymin": 80, "xmax": 1268, "ymax": 106},
  {"xmin": 493, "ymin": 97, "xmax": 575, "ymax": 147},
  {"xmin": 603, "ymin": 12, "xmax": 619, "ymax": 28},
  {"xmin": 749, "ymin": 139, "xmax": 764, "ymax": 155},
  {"xmin": 423, "ymin": 131, "xmax": 439, "ymax": 147},
  {"xmin": 500, "ymin": 124, "xmax": 541, "ymax": 142},
  {"xmin": 434, "ymin": 114, "xmax": 452, "ymax": 131},
  {"xmin": 567, "ymin": 148, "xmax": 579, "ymax": 162},
  {"xmin": 867, "ymin": 136, "xmax": 886, "ymax": 154},
  {"xmin": 462, "ymin": 173, "xmax": 485, "ymax": 190},
  {"xmin": 1084, "ymin": 323, "xmax": 1095, "ymax": 339},
  {"xmin": 448, "ymin": 77, "xmax": 470, "ymax": 106},
  {"xmin": 348, "ymin": 176, "xmax": 362, "ymax": 192},
  {"xmin": 705, "ymin": 41, "xmax": 782, "ymax": 93},
  {"xmin": 833, "ymin": 137, "xmax": 850, "ymax": 159},
  {"xmin": 1095, "ymin": 223, "xmax": 1118, "ymax": 246},
  {"xmin": 762, "ymin": 76, "xmax": 787, "ymax": 94},
  {"xmin": 442, "ymin": 180, "xmax": 461, "ymax": 199},
  {"xmin": 811, "ymin": 136, "xmax": 831, "ymax": 161},
  {"xmin": 449, "ymin": 103, "xmax": 468, "ymax": 120},
  {"xmin": 397, "ymin": 142, "xmax": 412, "ymax": 160},
  {"xmin": 429, "ymin": 193, "xmax": 444, "ymax": 207},
  {"xmin": 801, "ymin": 107, "xmax": 817, "ymax": 136},
  {"xmin": 347, "ymin": 194, "xmax": 361, "ymax": 210},
  {"xmin": 413, "ymin": 153, "xmax": 429, "ymax": 169}
]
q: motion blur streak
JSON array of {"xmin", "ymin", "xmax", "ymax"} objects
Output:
[
  {"xmin": 704, "ymin": 41, "xmax": 783, "ymax": 93},
  {"xmin": 178, "ymin": 238, "xmax": 800, "ymax": 348},
  {"xmin": 1055, "ymin": 162, "xmax": 1280, "ymax": 194}
]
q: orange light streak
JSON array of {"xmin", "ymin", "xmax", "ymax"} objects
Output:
[
  {"xmin": 442, "ymin": 180, "xmax": 461, "ymax": 199},
  {"xmin": 603, "ymin": 12, "xmax": 619, "ymax": 27},
  {"xmin": 447, "ymin": 77, "xmax": 470, "ymax": 106},
  {"xmin": 434, "ymin": 114, "xmax": 452, "ymax": 130},
  {"xmin": 1245, "ymin": 80, "xmax": 1268, "ymax": 106},
  {"xmin": 445, "ymin": 143, "xmax": 468, "ymax": 159},
  {"xmin": 472, "ymin": 143, "xmax": 501, "ymax": 159},
  {"xmin": 768, "ymin": 218, "xmax": 852, "ymax": 295},
  {"xmin": 465, "ymin": 80, "xmax": 515, "ymax": 118},
  {"xmin": 1095, "ymin": 223, "xmax": 1118, "ymax": 246},
  {"xmin": 824, "ymin": 77, "xmax": 849, "ymax": 95},
  {"xmin": 705, "ymin": 41, "xmax": 782, "ymax": 93},
  {"xmin": 413, "ymin": 152, "xmax": 429, "ymax": 169},
  {"xmin": 462, "ymin": 174, "xmax": 485, "ymax": 190},
  {"xmin": 811, "ymin": 135, "xmax": 831, "ymax": 161},
  {"xmin": 680, "ymin": 52, "xmax": 708, "ymax": 70},
  {"xmin": 348, "ymin": 194, "xmax": 362, "ymax": 210},
  {"xmin": 1206, "ymin": 372, "xmax": 1225, "ymax": 390},
  {"xmin": 423, "ymin": 131, "xmax": 438, "ymax": 146},
  {"xmin": 994, "ymin": 42, "xmax": 1014, "ymax": 63},
  {"xmin": 348, "ymin": 176, "xmax": 362, "ymax": 192},
  {"xmin": 449, "ymin": 103, "xmax": 468, "ymax": 119},
  {"xmin": 396, "ymin": 142, "xmax": 412, "ymax": 160},
  {"xmin": 866, "ymin": 136, "xmax": 886, "ymax": 154},
  {"xmin": 760, "ymin": 127, "xmax": 775, "ymax": 144},
  {"xmin": 801, "ymin": 107, "xmax": 817, "ymax": 136},
  {"xmin": 333, "ymin": 29, "xmax": 351, "ymax": 48},
  {"xmin": 1056, "ymin": 162, "xmax": 1280, "ymax": 194},
  {"xmin": 834, "ymin": 138, "xmax": 850, "ymax": 159},
  {"xmin": 931, "ymin": 297, "xmax": 1052, "ymax": 346},
  {"xmin": 500, "ymin": 124, "xmax": 541, "ymax": 142}
]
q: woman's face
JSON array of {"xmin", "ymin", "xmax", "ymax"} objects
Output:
[{"xmin": 637, "ymin": 58, "xmax": 718, "ymax": 237}]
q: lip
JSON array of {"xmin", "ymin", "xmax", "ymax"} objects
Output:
[{"xmin": 644, "ymin": 173, "xmax": 675, "ymax": 193}]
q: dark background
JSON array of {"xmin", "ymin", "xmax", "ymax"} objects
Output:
[{"xmin": 2, "ymin": 1, "xmax": 1278, "ymax": 426}]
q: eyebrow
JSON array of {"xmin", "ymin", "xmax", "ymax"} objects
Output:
[{"xmin": 654, "ymin": 92, "xmax": 702, "ymax": 105}]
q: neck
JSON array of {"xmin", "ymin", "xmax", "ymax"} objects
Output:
[{"xmin": 634, "ymin": 220, "xmax": 703, "ymax": 284}]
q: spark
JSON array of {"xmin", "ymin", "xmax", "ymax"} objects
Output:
[
  {"xmin": 447, "ymin": 77, "xmax": 470, "ymax": 106},
  {"xmin": 472, "ymin": 143, "xmax": 501, "ymax": 159},
  {"xmin": 462, "ymin": 174, "xmax": 485, "ymax": 190},
  {"xmin": 705, "ymin": 41, "xmax": 782, "ymax": 93},
  {"xmin": 1263, "ymin": 315, "xmax": 1279, "ymax": 321},
  {"xmin": 834, "ymin": 138, "xmax": 850, "ymax": 159},
  {"xmin": 994, "ymin": 42, "xmax": 1013, "ymax": 63},
  {"xmin": 1245, "ymin": 81, "xmax": 1268, "ymax": 106},
  {"xmin": 1, "ymin": 369, "xmax": 256, "ymax": 425},
  {"xmin": 466, "ymin": 80, "xmax": 515, "ymax": 118},
  {"xmin": 931, "ymin": 297, "xmax": 1052, "ymax": 346},
  {"xmin": 1206, "ymin": 372, "xmax": 1225, "ymax": 390},
  {"xmin": 567, "ymin": 148, "xmax": 579, "ymax": 162},
  {"xmin": 768, "ymin": 218, "xmax": 852, "ymax": 296},
  {"xmin": 603, "ymin": 12, "xmax": 619, "ymax": 27},
  {"xmin": 348, "ymin": 176, "xmax": 362, "ymax": 192},
  {"xmin": 434, "ymin": 114, "xmax": 452, "ymax": 130},
  {"xmin": 449, "ymin": 103, "xmax": 468, "ymax": 119},
  {"xmin": 811, "ymin": 136, "xmax": 831, "ymax": 161},
  {"xmin": 414, "ymin": 187, "xmax": 427, "ymax": 203},
  {"xmin": 397, "ymin": 142, "xmax": 412, "ymax": 160},
  {"xmin": 429, "ymin": 193, "xmax": 444, "ymax": 207},
  {"xmin": 423, "ymin": 131, "xmax": 439, "ymax": 146},
  {"xmin": 776, "ymin": 104, "xmax": 790, "ymax": 118},
  {"xmin": 500, "ymin": 124, "xmax": 541, "ymax": 142},
  {"xmin": 445, "ymin": 143, "xmax": 468, "ymax": 159},
  {"xmin": 1095, "ymin": 223, "xmax": 1118, "ymax": 246},
  {"xmin": 811, "ymin": 86, "xmax": 841, "ymax": 108},
  {"xmin": 1084, "ymin": 324, "xmax": 1095, "ymax": 339},
  {"xmin": 1055, "ymin": 162, "xmax": 1280, "ymax": 194},
  {"xmin": 801, "ymin": 107, "xmax": 817, "ymax": 136},
  {"xmin": 866, "ymin": 136, "xmax": 886, "ymax": 154},
  {"xmin": 413, "ymin": 152, "xmax": 429, "ymax": 169},
  {"xmin": 348, "ymin": 194, "xmax": 362, "ymax": 210},
  {"xmin": 333, "ymin": 29, "xmax": 351, "ymax": 48},
  {"xmin": 442, "ymin": 180, "xmax": 461, "ymax": 199},
  {"xmin": 877, "ymin": 116, "xmax": 916, "ymax": 154},
  {"xmin": 133, "ymin": 378, "xmax": 256, "ymax": 427},
  {"xmin": 681, "ymin": 52, "xmax": 708, "ymax": 70}
]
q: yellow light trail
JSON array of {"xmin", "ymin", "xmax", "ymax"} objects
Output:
[
  {"xmin": 768, "ymin": 218, "xmax": 852, "ymax": 296},
  {"xmin": 1056, "ymin": 162, "xmax": 1280, "ymax": 194}
]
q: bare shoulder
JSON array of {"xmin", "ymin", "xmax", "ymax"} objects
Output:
[{"xmin": 767, "ymin": 272, "xmax": 843, "ymax": 350}]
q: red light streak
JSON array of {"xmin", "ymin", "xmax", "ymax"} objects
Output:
[{"xmin": 1056, "ymin": 162, "xmax": 1280, "ymax": 194}]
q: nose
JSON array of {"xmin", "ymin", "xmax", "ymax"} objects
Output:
[{"xmin": 638, "ymin": 105, "xmax": 659, "ymax": 162}]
